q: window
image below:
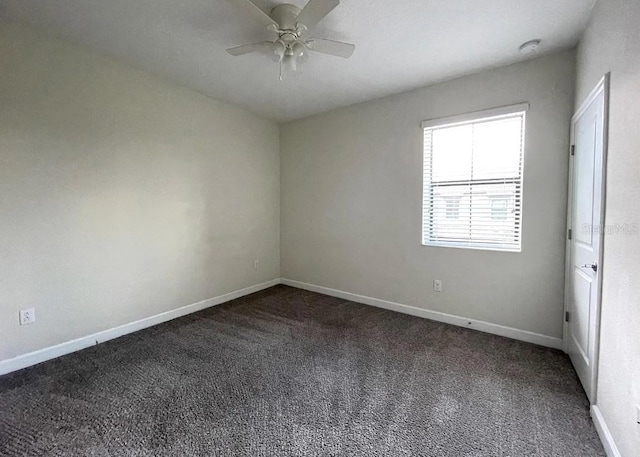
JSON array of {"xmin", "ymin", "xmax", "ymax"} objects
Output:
[
  {"xmin": 490, "ymin": 197, "xmax": 509, "ymax": 220},
  {"xmin": 445, "ymin": 197, "xmax": 460, "ymax": 219},
  {"xmin": 421, "ymin": 103, "xmax": 527, "ymax": 252}
]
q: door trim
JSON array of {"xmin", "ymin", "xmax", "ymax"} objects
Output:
[{"xmin": 563, "ymin": 73, "xmax": 609, "ymax": 404}]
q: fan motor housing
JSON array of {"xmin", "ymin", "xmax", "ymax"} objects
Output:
[{"xmin": 270, "ymin": 4, "xmax": 301, "ymax": 31}]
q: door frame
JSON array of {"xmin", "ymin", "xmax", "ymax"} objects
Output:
[{"xmin": 563, "ymin": 73, "xmax": 609, "ymax": 403}]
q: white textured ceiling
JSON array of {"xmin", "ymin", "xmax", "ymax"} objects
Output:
[{"xmin": 0, "ymin": 0, "xmax": 596, "ymax": 122}]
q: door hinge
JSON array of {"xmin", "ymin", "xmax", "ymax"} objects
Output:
[
  {"xmin": 565, "ymin": 311, "xmax": 570, "ymax": 322},
  {"xmin": 570, "ymin": 144, "xmax": 575, "ymax": 156},
  {"xmin": 568, "ymin": 228, "xmax": 572, "ymax": 240}
]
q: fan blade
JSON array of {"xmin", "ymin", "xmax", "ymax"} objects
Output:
[
  {"xmin": 296, "ymin": 0, "xmax": 340, "ymax": 29},
  {"xmin": 226, "ymin": 42, "xmax": 273, "ymax": 56},
  {"xmin": 305, "ymin": 38, "xmax": 354, "ymax": 58},
  {"xmin": 224, "ymin": 0, "xmax": 278, "ymax": 30}
]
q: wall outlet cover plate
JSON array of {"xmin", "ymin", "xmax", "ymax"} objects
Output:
[{"xmin": 19, "ymin": 308, "xmax": 36, "ymax": 325}]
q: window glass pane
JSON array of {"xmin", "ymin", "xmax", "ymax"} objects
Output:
[
  {"xmin": 472, "ymin": 117, "xmax": 522, "ymax": 180},
  {"xmin": 429, "ymin": 183, "xmax": 519, "ymax": 244},
  {"xmin": 467, "ymin": 183, "xmax": 519, "ymax": 242},
  {"xmin": 430, "ymin": 185, "xmax": 470, "ymax": 240},
  {"xmin": 431, "ymin": 124, "xmax": 472, "ymax": 182}
]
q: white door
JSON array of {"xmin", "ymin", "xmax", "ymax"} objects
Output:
[{"xmin": 564, "ymin": 75, "xmax": 608, "ymax": 403}]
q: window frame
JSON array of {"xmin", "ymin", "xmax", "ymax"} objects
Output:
[{"xmin": 421, "ymin": 103, "xmax": 528, "ymax": 252}]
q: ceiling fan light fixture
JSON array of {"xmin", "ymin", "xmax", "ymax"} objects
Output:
[{"xmin": 225, "ymin": 0, "xmax": 356, "ymax": 79}]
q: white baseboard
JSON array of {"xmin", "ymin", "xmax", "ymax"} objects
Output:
[
  {"xmin": 1, "ymin": 277, "xmax": 565, "ymax": 376},
  {"xmin": 0, "ymin": 279, "xmax": 280, "ymax": 376},
  {"xmin": 591, "ymin": 405, "xmax": 622, "ymax": 457},
  {"xmin": 281, "ymin": 278, "xmax": 563, "ymax": 350}
]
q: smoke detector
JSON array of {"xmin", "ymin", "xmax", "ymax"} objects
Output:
[{"xmin": 519, "ymin": 39, "xmax": 541, "ymax": 55}]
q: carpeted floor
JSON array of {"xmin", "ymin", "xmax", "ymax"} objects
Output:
[{"xmin": 0, "ymin": 285, "xmax": 604, "ymax": 456}]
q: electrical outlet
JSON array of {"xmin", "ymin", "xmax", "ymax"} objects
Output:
[
  {"xmin": 254, "ymin": 260, "xmax": 259, "ymax": 270},
  {"xmin": 433, "ymin": 280, "xmax": 442, "ymax": 292},
  {"xmin": 19, "ymin": 308, "xmax": 36, "ymax": 325}
]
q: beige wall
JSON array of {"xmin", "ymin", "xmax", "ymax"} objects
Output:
[
  {"xmin": 0, "ymin": 24, "xmax": 280, "ymax": 361},
  {"xmin": 576, "ymin": 0, "xmax": 640, "ymax": 455},
  {"xmin": 281, "ymin": 50, "xmax": 575, "ymax": 340}
]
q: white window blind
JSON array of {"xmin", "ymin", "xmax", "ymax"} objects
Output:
[{"xmin": 422, "ymin": 104, "xmax": 527, "ymax": 252}]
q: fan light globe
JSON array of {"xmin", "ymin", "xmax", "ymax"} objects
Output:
[
  {"xmin": 292, "ymin": 42, "xmax": 305, "ymax": 57},
  {"xmin": 272, "ymin": 40, "xmax": 286, "ymax": 60},
  {"xmin": 283, "ymin": 53, "xmax": 297, "ymax": 72}
]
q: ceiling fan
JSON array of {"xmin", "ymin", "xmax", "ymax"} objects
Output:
[{"xmin": 225, "ymin": 0, "xmax": 355, "ymax": 79}]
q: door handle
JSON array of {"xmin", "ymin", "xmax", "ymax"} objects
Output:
[{"xmin": 581, "ymin": 262, "xmax": 598, "ymax": 272}]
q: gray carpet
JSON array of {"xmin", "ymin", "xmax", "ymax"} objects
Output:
[{"xmin": 0, "ymin": 285, "xmax": 604, "ymax": 456}]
